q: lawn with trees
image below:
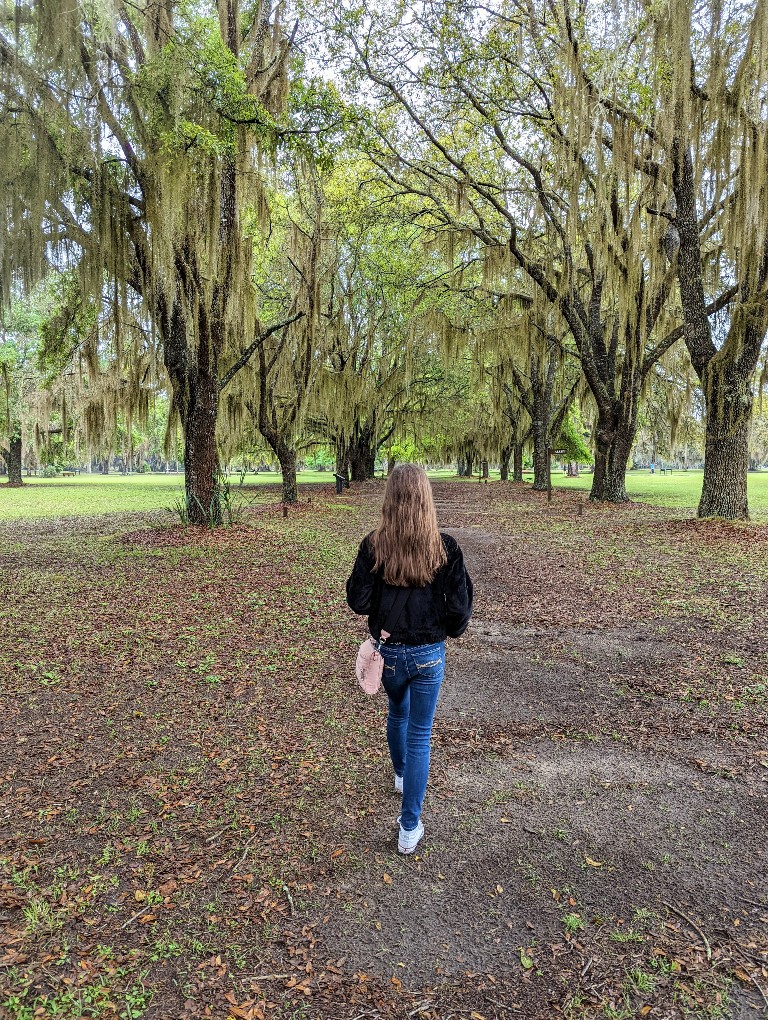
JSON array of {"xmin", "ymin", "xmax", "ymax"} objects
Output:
[{"xmin": 1, "ymin": 1, "xmax": 767, "ymax": 1018}]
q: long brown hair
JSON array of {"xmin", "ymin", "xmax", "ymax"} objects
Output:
[{"xmin": 370, "ymin": 464, "xmax": 447, "ymax": 586}]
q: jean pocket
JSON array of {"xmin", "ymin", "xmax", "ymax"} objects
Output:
[{"xmin": 411, "ymin": 646, "xmax": 445, "ymax": 673}]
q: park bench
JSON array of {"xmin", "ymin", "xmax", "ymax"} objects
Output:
[{"xmin": 62, "ymin": 471, "xmax": 75, "ymax": 477}]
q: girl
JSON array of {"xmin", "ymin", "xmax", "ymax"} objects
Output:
[{"xmin": 346, "ymin": 464, "xmax": 473, "ymax": 854}]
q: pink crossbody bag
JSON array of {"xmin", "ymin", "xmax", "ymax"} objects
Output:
[{"xmin": 355, "ymin": 587, "xmax": 412, "ymax": 696}]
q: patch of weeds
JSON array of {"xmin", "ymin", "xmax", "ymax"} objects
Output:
[
  {"xmin": 149, "ymin": 933, "xmax": 183, "ymax": 962},
  {"xmin": 516, "ymin": 857, "xmax": 541, "ymax": 887},
  {"xmin": 22, "ymin": 896, "xmax": 63, "ymax": 935},
  {"xmin": 563, "ymin": 989, "xmax": 587, "ymax": 1017},
  {"xmin": 484, "ymin": 788, "xmax": 514, "ymax": 807},
  {"xmin": 192, "ymin": 651, "xmax": 222, "ymax": 686},
  {"xmin": 673, "ymin": 975, "xmax": 732, "ymax": 1019},
  {"xmin": 624, "ymin": 966, "xmax": 656, "ymax": 994},
  {"xmin": 743, "ymin": 681, "xmax": 767, "ymax": 704},
  {"xmin": 562, "ymin": 912, "xmax": 585, "ymax": 934},
  {"xmin": 98, "ymin": 843, "xmax": 114, "ymax": 866},
  {"xmin": 126, "ymin": 798, "xmax": 143, "ymax": 822},
  {"xmin": 601, "ymin": 1007, "xmax": 633, "ymax": 1020},
  {"xmin": 121, "ymin": 978, "xmax": 153, "ymax": 1019},
  {"xmin": 230, "ymin": 943, "xmax": 249, "ymax": 969},
  {"xmin": 610, "ymin": 925, "xmax": 645, "ymax": 944},
  {"xmin": 632, "ymin": 906, "xmax": 658, "ymax": 927}
]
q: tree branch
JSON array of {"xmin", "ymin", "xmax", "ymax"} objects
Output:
[{"xmin": 219, "ymin": 312, "xmax": 304, "ymax": 392}]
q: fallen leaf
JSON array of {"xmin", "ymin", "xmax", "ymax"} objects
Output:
[
  {"xmin": 383, "ymin": 873, "xmax": 393, "ymax": 885},
  {"xmin": 584, "ymin": 855, "xmax": 604, "ymax": 868}
]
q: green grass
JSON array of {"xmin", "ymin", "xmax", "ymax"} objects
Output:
[
  {"xmin": 0, "ymin": 471, "xmax": 336, "ymax": 521},
  {"xmin": 4, "ymin": 466, "xmax": 768, "ymax": 521},
  {"xmin": 440, "ymin": 466, "xmax": 768, "ymax": 517},
  {"xmin": 552, "ymin": 467, "xmax": 768, "ymax": 517}
]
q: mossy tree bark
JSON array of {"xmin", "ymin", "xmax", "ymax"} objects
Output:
[
  {"xmin": 499, "ymin": 445, "xmax": 511, "ymax": 481},
  {"xmin": 513, "ymin": 443, "xmax": 524, "ymax": 482},
  {"xmin": 671, "ymin": 140, "xmax": 767, "ymax": 520},
  {"xmin": 591, "ymin": 398, "xmax": 638, "ymax": 503},
  {"xmin": 507, "ymin": 345, "xmax": 578, "ymax": 492},
  {"xmin": 1, "ymin": 433, "xmax": 23, "ymax": 487},
  {"xmin": 334, "ymin": 445, "xmax": 350, "ymax": 484},
  {"xmin": 349, "ymin": 430, "xmax": 377, "ymax": 480}
]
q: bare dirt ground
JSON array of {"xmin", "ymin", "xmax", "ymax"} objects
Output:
[{"xmin": 1, "ymin": 481, "xmax": 766, "ymax": 1020}]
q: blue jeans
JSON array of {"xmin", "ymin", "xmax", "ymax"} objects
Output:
[{"xmin": 380, "ymin": 641, "xmax": 445, "ymax": 831}]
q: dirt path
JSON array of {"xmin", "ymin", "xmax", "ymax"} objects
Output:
[{"xmin": 321, "ymin": 520, "xmax": 768, "ymax": 1020}]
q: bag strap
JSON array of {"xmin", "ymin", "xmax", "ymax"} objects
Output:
[{"xmin": 377, "ymin": 586, "xmax": 412, "ymax": 646}]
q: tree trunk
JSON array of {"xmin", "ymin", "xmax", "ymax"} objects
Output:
[
  {"xmin": 183, "ymin": 368, "xmax": 221, "ymax": 524},
  {"xmin": 387, "ymin": 457, "xmax": 396, "ymax": 476},
  {"xmin": 335, "ymin": 445, "xmax": 350, "ymax": 485},
  {"xmin": 531, "ymin": 417, "xmax": 548, "ymax": 490},
  {"xmin": 499, "ymin": 445, "xmax": 511, "ymax": 481},
  {"xmin": 513, "ymin": 443, "xmax": 524, "ymax": 482},
  {"xmin": 458, "ymin": 454, "xmax": 473, "ymax": 477},
  {"xmin": 2, "ymin": 434, "xmax": 23, "ymax": 486},
  {"xmin": 590, "ymin": 402, "xmax": 635, "ymax": 503},
  {"xmin": 671, "ymin": 138, "xmax": 767, "ymax": 520},
  {"xmin": 278, "ymin": 446, "xmax": 298, "ymax": 504},
  {"xmin": 350, "ymin": 446, "xmax": 376, "ymax": 481},
  {"xmin": 697, "ymin": 363, "xmax": 751, "ymax": 519},
  {"xmin": 481, "ymin": 458, "xmax": 489, "ymax": 479}
]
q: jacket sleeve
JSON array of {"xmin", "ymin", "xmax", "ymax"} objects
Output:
[
  {"xmin": 443, "ymin": 541, "xmax": 473, "ymax": 638},
  {"xmin": 346, "ymin": 536, "xmax": 377, "ymax": 615}
]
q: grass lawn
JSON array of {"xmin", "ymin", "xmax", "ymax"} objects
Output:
[
  {"xmin": 459, "ymin": 467, "xmax": 768, "ymax": 518},
  {"xmin": 3, "ymin": 467, "xmax": 768, "ymax": 522},
  {"xmin": 553, "ymin": 467, "xmax": 768, "ymax": 517},
  {"xmin": 0, "ymin": 471, "xmax": 337, "ymax": 521}
]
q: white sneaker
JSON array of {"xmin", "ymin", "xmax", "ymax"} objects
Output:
[
  {"xmin": 394, "ymin": 774, "xmax": 403, "ymax": 795},
  {"xmin": 398, "ymin": 819, "xmax": 424, "ymax": 855}
]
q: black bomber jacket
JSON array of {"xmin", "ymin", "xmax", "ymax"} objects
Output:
[{"xmin": 345, "ymin": 532, "xmax": 473, "ymax": 645}]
